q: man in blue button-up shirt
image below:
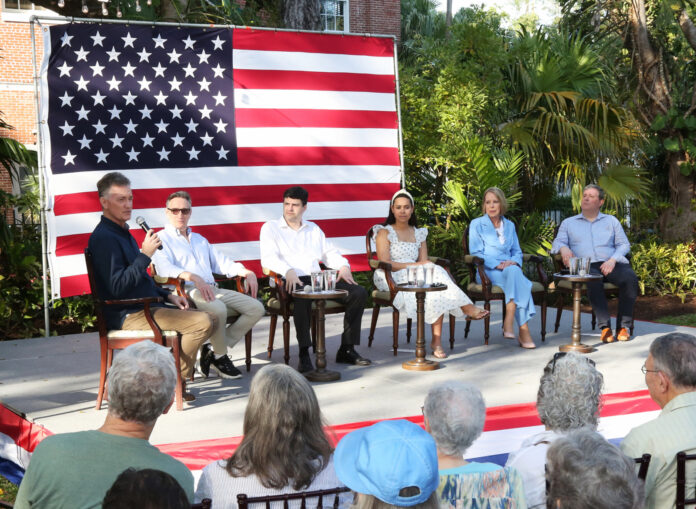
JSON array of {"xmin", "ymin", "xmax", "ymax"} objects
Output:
[{"xmin": 551, "ymin": 184, "xmax": 638, "ymax": 342}]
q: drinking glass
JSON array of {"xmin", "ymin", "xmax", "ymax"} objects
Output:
[
  {"xmin": 578, "ymin": 257, "xmax": 590, "ymax": 276},
  {"xmin": 407, "ymin": 266, "xmax": 417, "ymax": 286},
  {"xmin": 569, "ymin": 257, "xmax": 579, "ymax": 275},
  {"xmin": 311, "ymin": 272, "xmax": 323, "ymax": 292},
  {"xmin": 324, "ymin": 269, "xmax": 337, "ymax": 291},
  {"xmin": 424, "ymin": 263, "xmax": 435, "ymax": 286},
  {"xmin": 415, "ymin": 265, "xmax": 425, "ymax": 287}
]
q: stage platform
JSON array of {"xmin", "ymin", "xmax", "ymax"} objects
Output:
[{"xmin": 0, "ymin": 303, "xmax": 690, "ymax": 450}]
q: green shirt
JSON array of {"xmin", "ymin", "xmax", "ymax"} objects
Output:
[{"xmin": 15, "ymin": 430, "xmax": 194, "ymax": 509}]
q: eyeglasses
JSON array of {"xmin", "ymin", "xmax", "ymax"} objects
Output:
[
  {"xmin": 641, "ymin": 364, "xmax": 660, "ymax": 375},
  {"xmin": 167, "ymin": 207, "xmax": 191, "ymax": 215},
  {"xmin": 548, "ymin": 352, "xmax": 595, "ymax": 373}
]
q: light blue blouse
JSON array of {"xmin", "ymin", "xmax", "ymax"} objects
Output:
[{"xmin": 468, "ymin": 216, "xmax": 523, "ymax": 270}]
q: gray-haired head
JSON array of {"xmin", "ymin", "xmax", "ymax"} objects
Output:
[
  {"xmin": 166, "ymin": 190, "xmax": 192, "ymax": 206},
  {"xmin": 107, "ymin": 340, "xmax": 177, "ymax": 424},
  {"xmin": 423, "ymin": 381, "xmax": 486, "ymax": 457},
  {"xmin": 537, "ymin": 353, "xmax": 604, "ymax": 432},
  {"xmin": 583, "ymin": 184, "xmax": 605, "ymax": 201},
  {"xmin": 546, "ymin": 429, "xmax": 644, "ymax": 509},
  {"xmin": 650, "ymin": 332, "xmax": 696, "ymax": 389},
  {"xmin": 97, "ymin": 172, "xmax": 131, "ymax": 198}
]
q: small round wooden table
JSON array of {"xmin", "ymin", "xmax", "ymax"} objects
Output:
[
  {"xmin": 554, "ymin": 273, "xmax": 604, "ymax": 353},
  {"xmin": 396, "ymin": 283, "xmax": 447, "ymax": 371},
  {"xmin": 292, "ymin": 289, "xmax": 348, "ymax": 382}
]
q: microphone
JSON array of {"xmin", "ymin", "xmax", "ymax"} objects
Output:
[{"xmin": 135, "ymin": 216, "xmax": 163, "ymax": 250}]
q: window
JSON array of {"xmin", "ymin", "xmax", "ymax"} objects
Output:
[
  {"xmin": 2, "ymin": 0, "xmax": 47, "ymax": 11},
  {"xmin": 2, "ymin": 0, "xmax": 55, "ymax": 22},
  {"xmin": 321, "ymin": 0, "xmax": 348, "ymax": 32}
]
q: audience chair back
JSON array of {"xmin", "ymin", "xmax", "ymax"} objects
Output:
[
  {"xmin": 634, "ymin": 453, "xmax": 651, "ymax": 481},
  {"xmin": 237, "ymin": 486, "xmax": 351, "ymax": 509},
  {"xmin": 191, "ymin": 499, "xmax": 212, "ymax": 509},
  {"xmin": 676, "ymin": 451, "xmax": 696, "ymax": 509}
]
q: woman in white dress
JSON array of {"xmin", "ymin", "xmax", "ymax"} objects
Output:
[{"xmin": 373, "ymin": 189, "xmax": 488, "ymax": 359}]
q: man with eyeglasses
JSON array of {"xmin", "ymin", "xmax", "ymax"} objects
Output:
[
  {"xmin": 152, "ymin": 191, "xmax": 264, "ymax": 379},
  {"xmin": 620, "ymin": 332, "xmax": 696, "ymax": 509}
]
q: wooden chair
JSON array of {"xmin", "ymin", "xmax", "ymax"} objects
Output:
[
  {"xmin": 84, "ymin": 249, "xmax": 185, "ymax": 412},
  {"xmin": 461, "ymin": 225, "xmax": 549, "ymax": 345},
  {"xmin": 191, "ymin": 499, "xmax": 212, "ymax": 509},
  {"xmin": 365, "ymin": 226, "xmax": 456, "ymax": 354},
  {"xmin": 634, "ymin": 453, "xmax": 651, "ymax": 481},
  {"xmin": 263, "ymin": 268, "xmax": 346, "ymax": 364},
  {"xmin": 237, "ymin": 486, "xmax": 351, "ymax": 509},
  {"xmin": 152, "ymin": 268, "xmax": 255, "ymax": 373},
  {"xmin": 676, "ymin": 451, "xmax": 696, "ymax": 508},
  {"xmin": 551, "ymin": 253, "xmax": 634, "ymax": 336}
]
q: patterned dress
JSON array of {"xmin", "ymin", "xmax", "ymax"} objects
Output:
[
  {"xmin": 437, "ymin": 463, "xmax": 528, "ymax": 509},
  {"xmin": 373, "ymin": 225, "xmax": 473, "ymax": 324}
]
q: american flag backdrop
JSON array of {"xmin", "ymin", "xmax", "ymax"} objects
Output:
[{"xmin": 38, "ymin": 22, "xmax": 402, "ymax": 298}]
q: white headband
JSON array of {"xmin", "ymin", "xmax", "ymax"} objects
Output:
[{"xmin": 390, "ymin": 189, "xmax": 414, "ymax": 205}]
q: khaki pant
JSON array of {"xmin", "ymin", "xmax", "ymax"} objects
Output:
[
  {"xmin": 188, "ymin": 287, "xmax": 265, "ymax": 356},
  {"xmin": 122, "ymin": 307, "xmax": 216, "ymax": 378}
]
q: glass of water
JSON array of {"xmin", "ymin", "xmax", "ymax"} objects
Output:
[
  {"xmin": 311, "ymin": 272, "xmax": 323, "ymax": 292},
  {"xmin": 569, "ymin": 257, "xmax": 579, "ymax": 275},
  {"xmin": 415, "ymin": 265, "xmax": 425, "ymax": 287},
  {"xmin": 424, "ymin": 263, "xmax": 435, "ymax": 286},
  {"xmin": 578, "ymin": 257, "xmax": 590, "ymax": 276},
  {"xmin": 324, "ymin": 269, "xmax": 337, "ymax": 291},
  {"xmin": 407, "ymin": 266, "xmax": 417, "ymax": 286}
]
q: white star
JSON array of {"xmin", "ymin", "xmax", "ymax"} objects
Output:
[
  {"xmin": 57, "ymin": 61, "xmax": 72, "ymax": 77},
  {"xmin": 92, "ymin": 90, "xmax": 106, "ymax": 106},
  {"xmin": 59, "ymin": 121, "xmax": 74, "ymax": 136},
  {"xmin": 187, "ymin": 146, "xmax": 201, "ymax": 160},
  {"xmin": 197, "ymin": 50, "xmax": 210, "ymax": 64},
  {"xmin": 141, "ymin": 133, "xmax": 155, "ymax": 147},
  {"xmin": 211, "ymin": 63, "xmax": 225, "ymax": 78},
  {"xmin": 89, "ymin": 61, "xmax": 105, "ymax": 76},
  {"xmin": 154, "ymin": 91, "xmax": 168, "ymax": 105},
  {"xmin": 155, "ymin": 120, "xmax": 169, "ymax": 133},
  {"xmin": 139, "ymin": 105, "xmax": 153, "ymax": 119},
  {"xmin": 212, "ymin": 91, "xmax": 226, "ymax": 106},
  {"xmin": 126, "ymin": 147, "xmax": 140, "ymax": 161},
  {"xmin": 75, "ymin": 105, "xmax": 90, "ymax": 121},
  {"xmin": 77, "ymin": 135, "xmax": 92, "ymax": 150},
  {"xmin": 152, "ymin": 34, "xmax": 167, "ymax": 48},
  {"xmin": 106, "ymin": 46, "xmax": 121, "ymax": 62},
  {"xmin": 137, "ymin": 47, "xmax": 151, "ymax": 63},
  {"xmin": 60, "ymin": 32, "xmax": 73, "ymax": 47},
  {"xmin": 182, "ymin": 35, "xmax": 196, "ymax": 49},
  {"xmin": 171, "ymin": 132, "xmax": 185, "ymax": 147},
  {"xmin": 185, "ymin": 118, "xmax": 198, "ymax": 132},
  {"xmin": 123, "ymin": 91, "xmax": 137, "ymax": 106},
  {"xmin": 61, "ymin": 150, "xmax": 76, "ymax": 165},
  {"xmin": 90, "ymin": 31, "xmax": 105, "ymax": 47},
  {"xmin": 122, "ymin": 62, "xmax": 136, "ymax": 77},
  {"xmin": 108, "ymin": 105, "xmax": 122, "ymax": 119},
  {"xmin": 93, "ymin": 120, "xmax": 107, "ymax": 134},
  {"xmin": 212, "ymin": 35, "xmax": 225, "ymax": 50},
  {"xmin": 124, "ymin": 119, "xmax": 138, "ymax": 133},
  {"xmin": 200, "ymin": 132, "xmax": 213, "ymax": 146},
  {"xmin": 74, "ymin": 46, "xmax": 90, "ymax": 62},
  {"xmin": 110, "ymin": 133, "xmax": 124, "ymax": 147},
  {"xmin": 184, "ymin": 91, "xmax": 198, "ymax": 105},
  {"xmin": 182, "ymin": 63, "xmax": 197, "ymax": 78},
  {"xmin": 199, "ymin": 104, "xmax": 212, "ymax": 119},
  {"xmin": 137, "ymin": 76, "xmax": 152, "ymax": 91},
  {"xmin": 121, "ymin": 32, "xmax": 136, "ymax": 48},
  {"xmin": 95, "ymin": 148, "xmax": 109, "ymax": 163},
  {"xmin": 198, "ymin": 77, "xmax": 211, "ymax": 92},
  {"xmin": 59, "ymin": 92, "xmax": 73, "ymax": 107},
  {"xmin": 169, "ymin": 105, "xmax": 183, "ymax": 119},
  {"xmin": 157, "ymin": 147, "xmax": 170, "ymax": 161},
  {"xmin": 214, "ymin": 119, "xmax": 227, "ymax": 133},
  {"xmin": 74, "ymin": 75, "xmax": 89, "ymax": 91},
  {"xmin": 216, "ymin": 146, "xmax": 229, "ymax": 160},
  {"xmin": 107, "ymin": 76, "xmax": 122, "ymax": 90},
  {"xmin": 168, "ymin": 49, "xmax": 181, "ymax": 63},
  {"xmin": 168, "ymin": 76, "xmax": 182, "ymax": 91},
  {"xmin": 153, "ymin": 62, "xmax": 167, "ymax": 77}
]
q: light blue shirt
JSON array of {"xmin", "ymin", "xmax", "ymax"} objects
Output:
[{"xmin": 551, "ymin": 212, "xmax": 630, "ymax": 264}]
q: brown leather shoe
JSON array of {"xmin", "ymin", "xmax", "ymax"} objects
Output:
[
  {"xmin": 183, "ymin": 391, "xmax": 196, "ymax": 402},
  {"xmin": 617, "ymin": 328, "xmax": 630, "ymax": 341},
  {"xmin": 600, "ymin": 327, "xmax": 615, "ymax": 343}
]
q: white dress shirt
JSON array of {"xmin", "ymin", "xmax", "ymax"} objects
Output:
[
  {"xmin": 259, "ymin": 217, "xmax": 349, "ymax": 277},
  {"xmin": 152, "ymin": 224, "xmax": 246, "ymax": 285}
]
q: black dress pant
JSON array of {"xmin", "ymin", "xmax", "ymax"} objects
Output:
[
  {"xmin": 293, "ymin": 275, "xmax": 367, "ymax": 349},
  {"xmin": 587, "ymin": 262, "xmax": 638, "ymax": 331}
]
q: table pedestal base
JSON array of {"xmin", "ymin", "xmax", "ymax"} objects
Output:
[
  {"xmin": 402, "ymin": 359, "xmax": 439, "ymax": 371},
  {"xmin": 304, "ymin": 369, "xmax": 341, "ymax": 382},
  {"xmin": 559, "ymin": 343, "xmax": 593, "ymax": 353}
]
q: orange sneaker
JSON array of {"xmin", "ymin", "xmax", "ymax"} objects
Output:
[
  {"xmin": 617, "ymin": 328, "xmax": 630, "ymax": 341},
  {"xmin": 600, "ymin": 328, "xmax": 615, "ymax": 343}
]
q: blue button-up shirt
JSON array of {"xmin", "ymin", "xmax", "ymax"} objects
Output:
[{"xmin": 551, "ymin": 212, "xmax": 630, "ymax": 264}]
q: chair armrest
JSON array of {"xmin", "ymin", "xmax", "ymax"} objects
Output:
[
  {"xmin": 523, "ymin": 254, "xmax": 549, "ymax": 287},
  {"xmin": 428, "ymin": 256, "xmax": 450, "ymax": 268},
  {"xmin": 103, "ymin": 296, "xmax": 164, "ymax": 306},
  {"xmin": 263, "ymin": 267, "xmax": 290, "ymax": 300},
  {"xmin": 153, "ymin": 275, "xmax": 187, "ymax": 298},
  {"xmin": 368, "ymin": 259, "xmax": 400, "ymax": 296},
  {"xmin": 212, "ymin": 273, "xmax": 248, "ymax": 294}
]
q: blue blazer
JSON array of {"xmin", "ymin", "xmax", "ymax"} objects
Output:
[{"xmin": 468, "ymin": 215, "xmax": 523, "ymax": 270}]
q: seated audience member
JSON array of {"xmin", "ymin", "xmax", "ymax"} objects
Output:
[
  {"xmin": 546, "ymin": 429, "xmax": 644, "ymax": 509},
  {"xmin": 506, "ymin": 352, "xmax": 603, "ymax": 509},
  {"xmin": 195, "ymin": 364, "xmax": 345, "ymax": 508},
  {"xmin": 423, "ymin": 381, "xmax": 527, "ymax": 508},
  {"xmin": 620, "ymin": 332, "xmax": 696, "ymax": 509},
  {"xmin": 153, "ymin": 190, "xmax": 265, "ymax": 379},
  {"xmin": 102, "ymin": 468, "xmax": 190, "ymax": 509},
  {"xmin": 335, "ymin": 419, "xmax": 440, "ymax": 509},
  {"xmin": 15, "ymin": 341, "xmax": 194, "ymax": 508}
]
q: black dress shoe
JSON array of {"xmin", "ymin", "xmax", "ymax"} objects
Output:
[
  {"xmin": 198, "ymin": 343, "xmax": 213, "ymax": 378},
  {"xmin": 336, "ymin": 348, "xmax": 371, "ymax": 366},
  {"xmin": 298, "ymin": 355, "xmax": 314, "ymax": 373}
]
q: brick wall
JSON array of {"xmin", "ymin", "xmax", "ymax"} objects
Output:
[{"xmin": 350, "ymin": 0, "xmax": 400, "ymax": 41}]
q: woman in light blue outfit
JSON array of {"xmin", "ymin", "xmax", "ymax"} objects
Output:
[{"xmin": 469, "ymin": 187, "xmax": 536, "ymax": 348}]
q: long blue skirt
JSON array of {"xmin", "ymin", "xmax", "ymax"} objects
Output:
[{"xmin": 481, "ymin": 265, "xmax": 536, "ymax": 326}]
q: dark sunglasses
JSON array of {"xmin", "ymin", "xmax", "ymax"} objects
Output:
[{"xmin": 167, "ymin": 207, "xmax": 191, "ymax": 215}]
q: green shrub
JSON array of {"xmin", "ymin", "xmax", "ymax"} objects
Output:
[{"xmin": 631, "ymin": 240, "xmax": 696, "ymax": 301}]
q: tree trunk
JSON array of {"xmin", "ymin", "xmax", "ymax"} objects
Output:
[
  {"xmin": 283, "ymin": 0, "xmax": 321, "ymax": 30},
  {"xmin": 658, "ymin": 151, "xmax": 696, "ymax": 241}
]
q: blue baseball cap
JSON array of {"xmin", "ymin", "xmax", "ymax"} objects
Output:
[{"xmin": 334, "ymin": 420, "xmax": 439, "ymax": 507}]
